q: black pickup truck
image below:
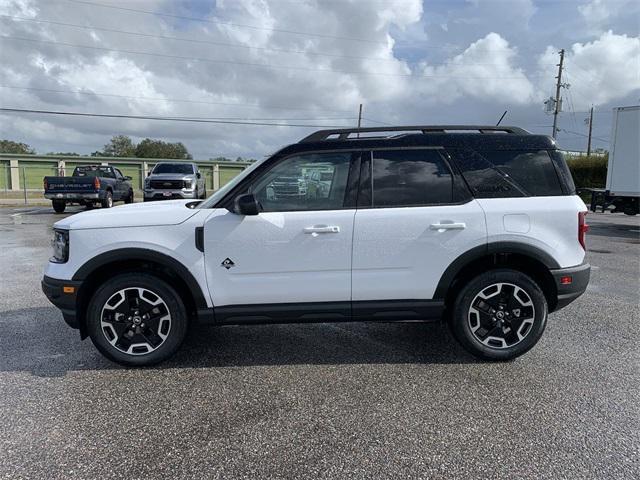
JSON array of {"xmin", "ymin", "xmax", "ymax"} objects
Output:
[{"xmin": 43, "ymin": 165, "xmax": 134, "ymax": 213}]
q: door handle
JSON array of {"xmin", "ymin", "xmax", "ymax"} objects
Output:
[
  {"xmin": 303, "ymin": 225, "xmax": 340, "ymax": 234},
  {"xmin": 430, "ymin": 222, "xmax": 466, "ymax": 231}
]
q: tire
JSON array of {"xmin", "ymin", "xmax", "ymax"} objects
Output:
[
  {"xmin": 201, "ymin": 188, "xmax": 207, "ymax": 199},
  {"xmin": 449, "ymin": 269, "xmax": 548, "ymax": 361},
  {"xmin": 101, "ymin": 191, "xmax": 113, "ymax": 208},
  {"xmin": 125, "ymin": 189, "xmax": 134, "ymax": 204},
  {"xmin": 52, "ymin": 200, "xmax": 66, "ymax": 213},
  {"xmin": 86, "ymin": 273, "xmax": 188, "ymax": 366}
]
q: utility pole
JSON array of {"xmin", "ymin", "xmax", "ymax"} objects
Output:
[
  {"xmin": 551, "ymin": 48, "xmax": 565, "ymax": 139},
  {"xmin": 586, "ymin": 106, "xmax": 594, "ymax": 155},
  {"xmin": 357, "ymin": 103, "xmax": 363, "ymax": 138}
]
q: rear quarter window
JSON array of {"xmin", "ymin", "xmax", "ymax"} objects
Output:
[{"xmin": 450, "ymin": 148, "xmax": 565, "ymax": 198}]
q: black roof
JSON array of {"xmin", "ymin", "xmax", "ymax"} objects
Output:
[{"xmin": 280, "ymin": 125, "xmax": 556, "ymax": 155}]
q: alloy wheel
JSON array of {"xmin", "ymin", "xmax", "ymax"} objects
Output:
[
  {"xmin": 468, "ymin": 282, "xmax": 535, "ymax": 349},
  {"xmin": 100, "ymin": 287, "xmax": 172, "ymax": 355}
]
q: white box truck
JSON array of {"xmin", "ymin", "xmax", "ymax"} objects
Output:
[{"xmin": 589, "ymin": 106, "xmax": 639, "ymax": 215}]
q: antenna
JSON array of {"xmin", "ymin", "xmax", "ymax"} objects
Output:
[{"xmin": 496, "ymin": 110, "xmax": 508, "ymax": 126}]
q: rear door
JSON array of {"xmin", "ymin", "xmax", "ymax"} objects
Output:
[{"xmin": 352, "ymin": 148, "xmax": 486, "ymax": 314}]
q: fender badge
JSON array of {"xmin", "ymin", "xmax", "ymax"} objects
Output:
[{"xmin": 221, "ymin": 258, "xmax": 235, "ymax": 269}]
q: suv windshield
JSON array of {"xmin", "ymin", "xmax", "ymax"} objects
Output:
[{"xmin": 152, "ymin": 163, "xmax": 194, "ymax": 174}]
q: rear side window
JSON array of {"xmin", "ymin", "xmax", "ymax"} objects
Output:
[
  {"xmin": 371, "ymin": 149, "xmax": 454, "ymax": 207},
  {"xmin": 451, "ymin": 149, "xmax": 564, "ymax": 198}
]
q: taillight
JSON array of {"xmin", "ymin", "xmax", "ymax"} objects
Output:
[
  {"xmin": 578, "ymin": 211, "xmax": 589, "ymax": 250},
  {"xmin": 94, "ymin": 177, "xmax": 101, "ymax": 190},
  {"xmin": 43, "ymin": 178, "xmax": 48, "ymax": 191}
]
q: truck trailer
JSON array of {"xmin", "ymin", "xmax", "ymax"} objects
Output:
[{"xmin": 589, "ymin": 106, "xmax": 639, "ymax": 216}]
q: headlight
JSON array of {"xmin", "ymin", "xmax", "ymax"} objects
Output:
[
  {"xmin": 184, "ymin": 180, "xmax": 192, "ymax": 189},
  {"xmin": 50, "ymin": 229, "xmax": 69, "ymax": 263}
]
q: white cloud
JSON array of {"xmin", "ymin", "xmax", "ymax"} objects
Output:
[
  {"xmin": 579, "ymin": 0, "xmax": 612, "ymax": 26},
  {"xmin": 416, "ymin": 33, "xmax": 535, "ymax": 105},
  {"xmin": 537, "ymin": 31, "xmax": 640, "ymax": 109},
  {"xmin": 0, "ymin": 0, "xmax": 638, "ymax": 156}
]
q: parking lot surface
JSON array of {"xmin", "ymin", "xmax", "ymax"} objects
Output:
[{"xmin": 0, "ymin": 206, "xmax": 638, "ymax": 479}]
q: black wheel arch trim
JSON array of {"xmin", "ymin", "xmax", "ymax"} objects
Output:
[
  {"xmin": 433, "ymin": 241, "xmax": 561, "ymax": 300},
  {"xmin": 72, "ymin": 248, "xmax": 209, "ymax": 311}
]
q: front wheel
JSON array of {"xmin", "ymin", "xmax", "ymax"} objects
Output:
[
  {"xmin": 101, "ymin": 191, "xmax": 113, "ymax": 208},
  {"xmin": 52, "ymin": 200, "xmax": 66, "ymax": 213},
  {"xmin": 86, "ymin": 273, "xmax": 188, "ymax": 366},
  {"xmin": 449, "ymin": 269, "xmax": 548, "ymax": 361}
]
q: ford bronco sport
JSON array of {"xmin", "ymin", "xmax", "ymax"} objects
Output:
[{"xmin": 42, "ymin": 126, "xmax": 590, "ymax": 366}]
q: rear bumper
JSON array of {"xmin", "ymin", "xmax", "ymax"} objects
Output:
[
  {"xmin": 550, "ymin": 263, "xmax": 591, "ymax": 312},
  {"xmin": 44, "ymin": 192, "xmax": 101, "ymax": 201},
  {"xmin": 41, "ymin": 275, "xmax": 83, "ymax": 329}
]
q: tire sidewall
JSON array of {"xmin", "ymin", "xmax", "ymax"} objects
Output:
[
  {"xmin": 101, "ymin": 191, "xmax": 113, "ymax": 208},
  {"xmin": 86, "ymin": 273, "xmax": 188, "ymax": 366},
  {"xmin": 450, "ymin": 269, "xmax": 548, "ymax": 361}
]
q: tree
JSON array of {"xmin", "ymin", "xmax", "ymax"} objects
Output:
[
  {"xmin": 0, "ymin": 140, "xmax": 35, "ymax": 154},
  {"xmin": 135, "ymin": 138, "xmax": 192, "ymax": 159},
  {"xmin": 96, "ymin": 135, "xmax": 136, "ymax": 157},
  {"xmin": 46, "ymin": 151, "xmax": 80, "ymax": 156}
]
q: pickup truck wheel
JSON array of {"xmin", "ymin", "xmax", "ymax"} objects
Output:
[
  {"xmin": 101, "ymin": 191, "xmax": 113, "ymax": 208},
  {"xmin": 86, "ymin": 273, "xmax": 188, "ymax": 366},
  {"xmin": 125, "ymin": 189, "xmax": 134, "ymax": 204},
  {"xmin": 449, "ymin": 269, "xmax": 548, "ymax": 361},
  {"xmin": 202, "ymin": 188, "xmax": 207, "ymax": 199},
  {"xmin": 52, "ymin": 200, "xmax": 66, "ymax": 213}
]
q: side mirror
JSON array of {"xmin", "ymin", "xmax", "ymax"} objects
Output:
[
  {"xmin": 196, "ymin": 172, "xmax": 202, "ymax": 179},
  {"xmin": 233, "ymin": 193, "xmax": 260, "ymax": 216},
  {"xmin": 124, "ymin": 176, "xmax": 132, "ymax": 181}
]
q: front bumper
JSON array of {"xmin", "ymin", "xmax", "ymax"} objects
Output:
[
  {"xmin": 550, "ymin": 263, "xmax": 591, "ymax": 311},
  {"xmin": 143, "ymin": 189, "xmax": 197, "ymax": 200},
  {"xmin": 44, "ymin": 193, "xmax": 101, "ymax": 201},
  {"xmin": 41, "ymin": 275, "xmax": 83, "ymax": 329}
]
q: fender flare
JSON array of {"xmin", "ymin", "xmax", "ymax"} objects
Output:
[
  {"xmin": 73, "ymin": 248, "xmax": 209, "ymax": 311},
  {"xmin": 433, "ymin": 241, "xmax": 560, "ymax": 300}
]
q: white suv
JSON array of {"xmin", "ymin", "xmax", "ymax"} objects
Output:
[{"xmin": 42, "ymin": 126, "xmax": 591, "ymax": 366}]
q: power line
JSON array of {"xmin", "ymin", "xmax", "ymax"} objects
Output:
[
  {"xmin": 64, "ymin": 0, "xmax": 385, "ymax": 45},
  {"xmin": 0, "ymin": 85, "xmax": 355, "ymax": 114},
  {"xmin": 0, "ymin": 36, "xmax": 546, "ymax": 80},
  {"xmin": 558, "ymin": 128, "xmax": 608, "ymax": 143},
  {"xmin": 0, "ymin": 15, "xmax": 394, "ymax": 63},
  {"xmin": 0, "ymin": 107, "xmax": 355, "ymax": 128},
  {"xmin": 1, "ymin": 15, "xmax": 556, "ymax": 68}
]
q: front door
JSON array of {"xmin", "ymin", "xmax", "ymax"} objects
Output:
[{"xmin": 203, "ymin": 151, "xmax": 359, "ymax": 321}]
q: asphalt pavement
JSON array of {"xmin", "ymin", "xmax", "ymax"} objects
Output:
[{"xmin": 0, "ymin": 206, "xmax": 638, "ymax": 479}]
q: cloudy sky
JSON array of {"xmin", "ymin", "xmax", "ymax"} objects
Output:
[{"xmin": 1, "ymin": 0, "xmax": 638, "ymax": 159}]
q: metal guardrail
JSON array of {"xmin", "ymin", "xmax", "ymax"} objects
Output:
[{"xmin": 0, "ymin": 155, "xmax": 251, "ymax": 205}]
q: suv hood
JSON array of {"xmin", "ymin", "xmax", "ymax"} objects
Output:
[{"xmin": 54, "ymin": 200, "xmax": 200, "ymax": 230}]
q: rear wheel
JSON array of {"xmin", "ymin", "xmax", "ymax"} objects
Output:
[
  {"xmin": 449, "ymin": 269, "xmax": 548, "ymax": 361},
  {"xmin": 52, "ymin": 200, "xmax": 66, "ymax": 213},
  {"xmin": 101, "ymin": 191, "xmax": 113, "ymax": 208},
  {"xmin": 86, "ymin": 273, "xmax": 188, "ymax": 366}
]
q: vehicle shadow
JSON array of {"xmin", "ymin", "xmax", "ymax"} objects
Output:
[
  {"xmin": 588, "ymin": 217, "xmax": 640, "ymax": 241},
  {"xmin": 0, "ymin": 306, "xmax": 477, "ymax": 377}
]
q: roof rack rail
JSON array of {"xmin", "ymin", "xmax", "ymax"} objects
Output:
[{"xmin": 299, "ymin": 125, "xmax": 530, "ymax": 143}]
